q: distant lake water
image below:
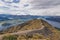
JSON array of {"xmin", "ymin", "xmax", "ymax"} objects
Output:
[
  {"xmin": 44, "ymin": 19, "xmax": 60, "ymax": 28},
  {"xmin": 0, "ymin": 16, "xmax": 60, "ymax": 31}
]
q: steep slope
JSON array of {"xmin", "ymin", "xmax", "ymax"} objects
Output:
[
  {"xmin": 0, "ymin": 19, "xmax": 44, "ymax": 33},
  {"xmin": 0, "ymin": 19, "xmax": 60, "ymax": 40}
]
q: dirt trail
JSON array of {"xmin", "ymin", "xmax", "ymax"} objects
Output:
[{"xmin": 0, "ymin": 23, "xmax": 44, "ymax": 40}]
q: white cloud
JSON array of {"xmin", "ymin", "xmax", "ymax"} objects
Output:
[
  {"xmin": 29, "ymin": 5, "xmax": 60, "ymax": 16},
  {"xmin": 0, "ymin": 0, "xmax": 60, "ymax": 16},
  {"xmin": 3, "ymin": 0, "xmax": 13, "ymax": 2},
  {"xmin": 28, "ymin": 0, "xmax": 60, "ymax": 16},
  {"xmin": 0, "ymin": 0, "xmax": 29, "ymax": 15}
]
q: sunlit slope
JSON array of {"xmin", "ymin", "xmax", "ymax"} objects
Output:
[{"xmin": 0, "ymin": 19, "xmax": 60, "ymax": 40}]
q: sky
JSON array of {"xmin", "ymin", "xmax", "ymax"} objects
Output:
[
  {"xmin": 0, "ymin": 0, "xmax": 30, "ymax": 15},
  {"xmin": 0, "ymin": 0, "xmax": 60, "ymax": 16}
]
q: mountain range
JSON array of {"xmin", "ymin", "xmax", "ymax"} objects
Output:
[
  {"xmin": 0, "ymin": 14, "xmax": 60, "ymax": 22},
  {"xmin": 0, "ymin": 14, "xmax": 60, "ymax": 29}
]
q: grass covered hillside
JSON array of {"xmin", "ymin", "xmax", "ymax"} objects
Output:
[{"xmin": 0, "ymin": 19, "xmax": 60, "ymax": 40}]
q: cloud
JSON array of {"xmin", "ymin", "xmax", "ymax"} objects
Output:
[
  {"xmin": 29, "ymin": 0, "xmax": 60, "ymax": 9},
  {"xmin": 13, "ymin": 0, "xmax": 20, "ymax": 3},
  {"xmin": 0, "ymin": 0, "xmax": 31, "ymax": 15},
  {"xmin": 0, "ymin": 6, "xmax": 9, "ymax": 10},
  {"xmin": 2, "ymin": 0, "xmax": 13, "ymax": 3},
  {"xmin": 26, "ymin": 0, "xmax": 60, "ymax": 16},
  {"xmin": 0, "ymin": 0, "xmax": 60, "ymax": 16},
  {"xmin": 29, "ymin": 5, "xmax": 60, "ymax": 16},
  {"xmin": 2, "ymin": 0, "xmax": 20, "ymax": 3}
]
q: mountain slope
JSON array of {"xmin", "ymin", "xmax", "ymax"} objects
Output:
[{"xmin": 0, "ymin": 19, "xmax": 60, "ymax": 40}]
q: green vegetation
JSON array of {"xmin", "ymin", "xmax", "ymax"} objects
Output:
[
  {"xmin": 2, "ymin": 35, "xmax": 18, "ymax": 40},
  {"xmin": 2, "ymin": 33, "xmax": 46, "ymax": 40}
]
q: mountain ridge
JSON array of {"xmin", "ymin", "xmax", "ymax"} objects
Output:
[{"xmin": 0, "ymin": 19, "xmax": 60, "ymax": 40}]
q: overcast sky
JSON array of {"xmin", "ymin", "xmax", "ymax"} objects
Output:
[{"xmin": 0, "ymin": 0, "xmax": 60, "ymax": 16}]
